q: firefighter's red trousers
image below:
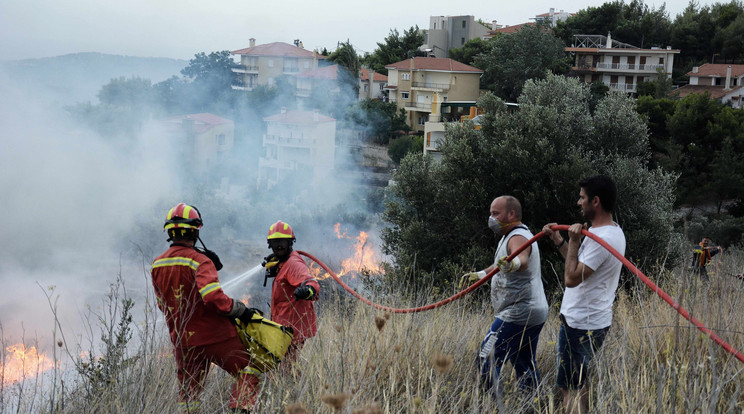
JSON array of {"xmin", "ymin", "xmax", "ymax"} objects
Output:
[{"xmin": 174, "ymin": 336, "xmax": 260, "ymax": 410}]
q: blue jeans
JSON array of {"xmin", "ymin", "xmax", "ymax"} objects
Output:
[
  {"xmin": 556, "ymin": 315, "xmax": 610, "ymax": 389},
  {"xmin": 479, "ymin": 318, "xmax": 544, "ymax": 393}
]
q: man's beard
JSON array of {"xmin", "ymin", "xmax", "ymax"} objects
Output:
[{"xmin": 582, "ymin": 206, "xmax": 596, "ymax": 221}]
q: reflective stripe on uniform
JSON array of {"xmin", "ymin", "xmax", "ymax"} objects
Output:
[
  {"xmin": 199, "ymin": 282, "xmax": 222, "ymax": 298},
  {"xmin": 177, "ymin": 400, "xmax": 201, "ymax": 412},
  {"xmin": 238, "ymin": 366, "xmax": 262, "ymax": 377},
  {"xmin": 152, "ymin": 257, "xmax": 200, "ymax": 271}
]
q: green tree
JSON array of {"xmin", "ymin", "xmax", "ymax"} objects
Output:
[
  {"xmin": 554, "ymin": 0, "xmax": 671, "ymax": 49},
  {"xmin": 388, "ymin": 135, "xmax": 423, "ymax": 164},
  {"xmin": 327, "ymin": 40, "xmax": 362, "ymax": 97},
  {"xmin": 382, "ymin": 74, "xmax": 676, "ymax": 291},
  {"xmin": 635, "ymin": 95, "xmax": 677, "ymax": 169},
  {"xmin": 346, "ymin": 99, "xmax": 409, "ymax": 145},
  {"xmin": 448, "ymin": 37, "xmax": 490, "ymax": 66},
  {"xmin": 474, "ymin": 25, "xmax": 568, "ymax": 101},
  {"xmin": 361, "ymin": 26, "xmax": 426, "ymax": 75},
  {"xmin": 636, "ymin": 67, "xmax": 674, "ymax": 98},
  {"xmin": 666, "ymin": 92, "xmax": 725, "ymax": 205},
  {"xmin": 97, "ymin": 76, "xmax": 154, "ymax": 107},
  {"xmin": 180, "ymin": 51, "xmax": 239, "ymax": 112}
]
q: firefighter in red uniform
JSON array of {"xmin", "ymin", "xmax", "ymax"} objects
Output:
[
  {"xmin": 264, "ymin": 220, "xmax": 320, "ymax": 363},
  {"xmin": 151, "ymin": 203, "xmax": 260, "ymax": 413}
]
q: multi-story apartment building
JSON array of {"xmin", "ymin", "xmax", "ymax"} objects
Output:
[
  {"xmin": 231, "ymin": 39, "xmax": 323, "ymax": 90},
  {"xmin": 532, "ymin": 8, "xmax": 573, "ymax": 26},
  {"xmin": 258, "ymin": 108, "xmax": 336, "ymax": 188},
  {"xmin": 566, "ymin": 33, "xmax": 679, "ymax": 94},
  {"xmin": 153, "ymin": 113, "xmax": 234, "ymax": 175},
  {"xmin": 422, "ymin": 15, "xmax": 491, "ymax": 58},
  {"xmin": 293, "ymin": 65, "xmax": 388, "ymax": 106},
  {"xmin": 675, "ymin": 64, "xmax": 744, "ymax": 108},
  {"xmin": 385, "ymin": 57, "xmax": 482, "ymax": 132}
]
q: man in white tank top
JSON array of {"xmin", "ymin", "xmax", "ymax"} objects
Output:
[
  {"xmin": 459, "ymin": 196, "xmax": 549, "ymax": 397},
  {"xmin": 543, "ymin": 175, "xmax": 626, "ymax": 414}
]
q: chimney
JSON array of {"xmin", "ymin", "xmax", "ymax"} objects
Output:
[
  {"xmin": 281, "ymin": 106, "xmax": 287, "ymax": 114},
  {"xmin": 368, "ymin": 68, "xmax": 376, "ymax": 99},
  {"xmin": 692, "ymin": 66, "xmax": 699, "ymax": 74},
  {"xmin": 313, "ymin": 108, "xmax": 319, "ymax": 122},
  {"xmin": 298, "ymin": 41, "xmax": 304, "ymax": 49},
  {"xmin": 293, "ymin": 39, "xmax": 300, "ymax": 47},
  {"xmin": 725, "ymin": 65, "xmax": 732, "ymax": 90},
  {"xmin": 606, "ymin": 32, "xmax": 612, "ymax": 48},
  {"xmin": 249, "ymin": 38, "xmax": 256, "ymax": 48}
]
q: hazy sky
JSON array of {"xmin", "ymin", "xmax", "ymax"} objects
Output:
[{"xmin": 1, "ymin": 0, "xmax": 709, "ymax": 61}]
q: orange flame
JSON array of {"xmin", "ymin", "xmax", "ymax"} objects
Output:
[
  {"xmin": 1, "ymin": 343, "xmax": 55, "ymax": 385},
  {"xmin": 311, "ymin": 223, "xmax": 384, "ymax": 280}
]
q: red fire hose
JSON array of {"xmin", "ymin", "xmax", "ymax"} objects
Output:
[{"xmin": 298, "ymin": 224, "xmax": 744, "ymax": 364}]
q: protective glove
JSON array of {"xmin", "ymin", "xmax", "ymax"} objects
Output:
[
  {"xmin": 293, "ymin": 282, "xmax": 316, "ymax": 300},
  {"xmin": 227, "ymin": 300, "xmax": 263, "ymax": 324},
  {"xmin": 496, "ymin": 256, "xmax": 521, "ymax": 273},
  {"xmin": 459, "ymin": 271, "xmax": 486, "ymax": 290}
]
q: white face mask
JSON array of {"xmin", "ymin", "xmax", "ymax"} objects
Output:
[{"xmin": 488, "ymin": 216, "xmax": 520, "ymax": 236}]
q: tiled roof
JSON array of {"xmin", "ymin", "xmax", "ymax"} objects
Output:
[
  {"xmin": 264, "ymin": 110, "xmax": 335, "ymax": 124},
  {"xmin": 674, "ymin": 84, "xmax": 744, "ymax": 99},
  {"xmin": 157, "ymin": 113, "xmax": 233, "ymax": 134},
  {"xmin": 231, "ymin": 42, "xmax": 322, "ymax": 58},
  {"xmin": 361, "ymin": 68, "xmax": 388, "ymax": 82},
  {"xmin": 384, "ymin": 57, "xmax": 482, "ymax": 73},
  {"xmin": 488, "ymin": 22, "xmax": 535, "ymax": 35},
  {"xmin": 687, "ymin": 63, "xmax": 744, "ymax": 78}
]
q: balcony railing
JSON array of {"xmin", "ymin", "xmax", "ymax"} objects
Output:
[
  {"xmin": 233, "ymin": 65, "xmax": 259, "ymax": 73},
  {"xmin": 411, "ymin": 81, "xmax": 450, "ymax": 90},
  {"xmin": 405, "ymin": 102, "xmax": 434, "ymax": 112},
  {"xmin": 264, "ymin": 134, "xmax": 315, "ymax": 147},
  {"xmin": 609, "ymin": 83, "xmax": 637, "ymax": 92},
  {"xmin": 596, "ymin": 63, "xmax": 664, "ymax": 71}
]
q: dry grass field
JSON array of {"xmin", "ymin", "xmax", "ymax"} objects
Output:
[{"xmin": 2, "ymin": 250, "xmax": 744, "ymax": 413}]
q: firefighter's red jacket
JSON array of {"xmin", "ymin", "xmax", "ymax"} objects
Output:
[
  {"xmin": 151, "ymin": 245, "xmax": 237, "ymax": 347},
  {"xmin": 271, "ymin": 250, "xmax": 320, "ymax": 342}
]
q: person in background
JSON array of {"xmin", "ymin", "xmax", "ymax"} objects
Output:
[
  {"xmin": 263, "ymin": 220, "xmax": 320, "ymax": 364},
  {"xmin": 691, "ymin": 236, "xmax": 723, "ymax": 282},
  {"xmin": 151, "ymin": 203, "xmax": 260, "ymax": 413},
  {"xmin": 459, "ymin": 195, "xmax": 548, "ymax": 396},
  {"xmin": 542, "ymin": 175, "xmax": 626, "ymax": 414}
]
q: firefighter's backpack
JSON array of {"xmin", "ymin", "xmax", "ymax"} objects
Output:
[{"xmin": 235, "ymin": 313, "xmax": 294, "ymax": 373}]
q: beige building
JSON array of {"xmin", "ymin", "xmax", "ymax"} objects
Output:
[
  {"xmin": 294, "ymin": 65, "xmax": 388, "ymax": 106},
  {"xmin": 566, "ymin": 33, "xmax": 679, "ymax": 94},
  {"xmin": 258, "ymin": 109, "xmax": 336, "ymax": 188},
  {"xmin": 231, "ymin": 39, "xmax": 323, "ymax": 90},
  {"xmin": 154, "ymin": 113, "xmax": 234, "ymax": 175},
  {"xmin": 422, "ymin": 15, "xmax": 491, "ymax": 58},
  {"xmin": 675, "ymin": 64, "xmax": 744, "ymax": 108},
  {"xmin": 385, "ymin": 57, "xmax": 483, "ymax": 132}
]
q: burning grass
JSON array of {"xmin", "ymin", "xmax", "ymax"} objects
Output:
[{"xmin": 2, "ymin": 251, "xmax": 744, "ymax": 412}]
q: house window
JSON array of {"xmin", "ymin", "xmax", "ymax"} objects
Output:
[
  {"xmin": 402, "ymin": 73, "xmax": 410, "ymax": 81},
  {"xmin": 418, "ymin": 115, "xmax": 427, "ymax": 125},
  {"xmin": 217, "ymin": 134, "xmax": 226, "ymax": 145},
  {"xmin": 462, "ymin": 20, "xmax": 466, "ymax": 28},
  {"xmin": 461, "ymin": 37, "xmax": 465, "ymax": 45},
  {"xmin": 401, "ymin": 91, "xmax": 410, "ymax": 100},
  {"xmin": 659, "ymin": 57, "xmax": 664, "ymax": 65}
]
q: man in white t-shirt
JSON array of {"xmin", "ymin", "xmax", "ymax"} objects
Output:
[{"xmin": 543, "ymin": 175, "xmax": 626, "ymax": 414}]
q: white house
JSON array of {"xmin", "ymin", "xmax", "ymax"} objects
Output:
[
  {"xmin": 566, "ymin": 33, "xmax": 679, "ymax": 94},
  {"xmin": 675, "ymin": 64, "xmax": 744, "ymax": 108},
  {"xmin": 258, "ymin": 108, "xmax": 336, "ymax": 188}
]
